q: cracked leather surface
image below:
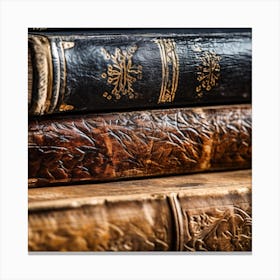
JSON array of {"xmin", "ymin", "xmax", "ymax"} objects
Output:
[{"xmin": 28, "ymin": 105, "xmax": 251, "ymax": 187}]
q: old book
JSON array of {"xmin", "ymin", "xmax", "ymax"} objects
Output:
[
  {"xmin": 28, "ymin": 28, "xmax": 251, "ymax": 116},
  {"xmin": 28, "ymin": 169, "xmax": 252, "ymax": 252},
  {"xmin": 28, "ymin": 104, "xmax": 251, "ymax": 188}
]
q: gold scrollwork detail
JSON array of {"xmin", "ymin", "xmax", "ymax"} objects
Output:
[
  {"xmin": 101, "ymin": 46, "xmax": 142, "ymax": 100},
  {"xmin": 154, "ymin": 39, "xmax": 179, "ymax": 104},
  {"xmin": 195, "ymin": 48, "xmax": 221, "ymax": 97}
]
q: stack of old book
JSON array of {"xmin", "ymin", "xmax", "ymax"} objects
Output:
[{"xmin": 28, "ymin": 28, "xmax": 252, "ymax": 252}]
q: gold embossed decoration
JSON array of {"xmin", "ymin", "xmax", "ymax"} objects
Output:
[
  {"xmin": 101, "ymin": 46, "xmax": 142, "ymax": 100},
  {"xmin": 195, "ymin": 50, "xmax": 221, "ymax": 97},
  {"xmin": 154, "ymin": 39, "xmax": 179, "ymax": 103}
]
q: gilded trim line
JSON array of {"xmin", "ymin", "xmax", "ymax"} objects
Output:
[
  {"xmin": 154, "ymin": 39, "xmax": 179, "ymax": 104},
  {"xmin": 58, "ymin": 41, "xmax": 74, "ymax": 112}
]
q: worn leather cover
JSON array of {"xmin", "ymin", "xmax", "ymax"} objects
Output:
[
  {"xmin": 28, "ymin": 28, "xmax": 251, "ymax": 116},
  {"xmin": 28, "ymin": 104, "xmax": 251, "ymax": 187},
  {"xmin": 28, "ymin": 169, "xmax": 252, "ymax": 251}
]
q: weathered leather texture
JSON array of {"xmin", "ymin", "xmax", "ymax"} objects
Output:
[
  {"xmin": 28, "ymin": 170, "xmax": 252, "ymax": 251},
  {"xmin": 28, "ymin": 104, "xmax": 251, "ymax": 187},
  {"xmin": 28, "ymin": 29, "xmax": 251, "ymax": 116}
]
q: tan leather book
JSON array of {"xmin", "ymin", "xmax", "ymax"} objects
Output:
[
  {"xmin": 29, "ymin": 169, "xmax": 252, "ymax": 252},
  {"xmin": 28, "ymin": 104, "xmax": 251, "ymax": 188}
]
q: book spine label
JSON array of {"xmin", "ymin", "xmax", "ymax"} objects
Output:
[
  {"xmin": 28, "ymin": 105, "xmax": 252, "ymax": 187},
  {"xmin": 28, "ymin": 177, "xmax": 252, "ymax": 251},
  {"xmin": 28, "ymin": 31, "xmax": 251, "ymax": 115}
]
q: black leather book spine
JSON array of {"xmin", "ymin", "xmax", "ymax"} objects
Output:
[{"xmin": 28, "ymin": 29, "xmax": 251, "ymax": 116}]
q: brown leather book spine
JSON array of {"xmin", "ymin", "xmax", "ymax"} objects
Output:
[
  {"xmin": 28, "ymin": 104, "xmax": 251, "ymax": 187},
  {"xmin": 28, "ymin": 170, "xmax": 252, "ymax": 251}
]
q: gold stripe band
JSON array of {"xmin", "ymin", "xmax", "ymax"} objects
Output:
[{"xmin": 154, "ymin": 39, "xmax": 179, "ymax": 104}]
